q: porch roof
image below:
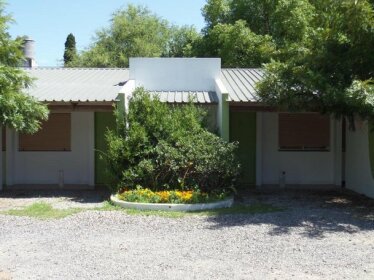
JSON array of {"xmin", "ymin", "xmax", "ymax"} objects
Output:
[
  {"xmin": 24, "ymin": 68, "xmax": 129, "ymax": 102},
  {"xmin": 221, "ymin": 68, "xmax": 264, "ymax": 102},
  {"xmin": 148, "ymin": 91, "xmax": 218, "ymax": 104}
]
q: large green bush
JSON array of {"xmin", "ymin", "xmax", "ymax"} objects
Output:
[{"xmin": 105, "ymin": 88, "xmax": 240, "ymax": 194}]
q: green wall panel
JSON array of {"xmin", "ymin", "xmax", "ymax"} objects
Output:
[
  {"xmin": 95, "ymin": 112, "xmax": 116, "ymax": 185},
  {"xmin": 230, "ymin": 111, "xmax": 256, "ymax": 186}
]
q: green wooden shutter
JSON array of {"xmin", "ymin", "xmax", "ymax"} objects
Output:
[
  {"xmin": 95, "ymin": 112, "xmax": 116, "ymax": 185},
  {"xmin": 230, "ymin": 111, "xmax": 256, "ymax": 186}
]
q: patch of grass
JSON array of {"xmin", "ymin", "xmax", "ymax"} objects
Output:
[
  {"xmin": 5, "ymin": 202, "xmax": 83, "ymax": 220},
  {"xmin": 2, "ymin": 201, "xmax": 284, "ymax": 220},
  {"xmin": 96, "ymin": 201, "xmax": 283, "ymax": 218}
]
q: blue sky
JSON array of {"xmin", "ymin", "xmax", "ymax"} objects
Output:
[{"xmin": 6, "ymin": 0, "xmax": 207, "ymax": 66}]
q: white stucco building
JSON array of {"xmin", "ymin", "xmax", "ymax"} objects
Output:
[{"xmin": 1, "ymin": 57, "xmax": 373, "ymax": 199}]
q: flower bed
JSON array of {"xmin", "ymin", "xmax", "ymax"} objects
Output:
[
  {"xmin": 117, "ymin": 188, "xmax": 229, "ymax": 204},
  {"xmin": 111, "ymin": 188, "xmax": 234, "ymax": 212}
]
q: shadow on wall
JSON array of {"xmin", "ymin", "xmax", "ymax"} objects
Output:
[{"xmin": 205, "ymin": 189, "xmax": 374, "ymax": 239}]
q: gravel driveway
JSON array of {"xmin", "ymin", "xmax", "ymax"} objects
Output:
[
  {"xmin": 0, "ymin": 189, "xmax": 108, "ymax": 211},
  {"xmin": 0, "ymin": 189, "xmax": 373, "ymax": 280}
]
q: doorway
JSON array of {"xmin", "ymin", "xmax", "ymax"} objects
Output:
[{"xmin": 229, "ymin": 110, "xmax": 256, "ymax": 186}]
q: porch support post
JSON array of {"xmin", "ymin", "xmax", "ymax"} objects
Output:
[
  {"xmin": 0, "ymin": 127, "xmax": 3, "ymax": 191},
  {"xmin": 256, "ymin": 112, "xmax": 263, "ymax": 187},
  {"xmin": 117, "ymin": 93, "xmax": 126, "ymax": 131},
  {"xmin": 117, "ymin": 79, "xmax": 135, "ymax": 131},
  {"xmin": 88, "ymin": 112, "xmax": 95, "ymax": 187},
  {"xmin": 333, "ymin": 117, "xmax": 343, "ymax": 186},
  {"xmin": 221, "ymin": 94, "xmax": 230, "ymax": 142},
  {"xmin": 215, "ymin": 79, "xmax": 230, "ymax": 141}
]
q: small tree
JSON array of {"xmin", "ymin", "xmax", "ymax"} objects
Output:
[
  {"xmin": 0, "ymin": 1, "xmax": 48, "ymax": 133},
  {"xmin": 63, "ymin": 33, "xmax": 77, "ymax": 66},
  {"xmin": 105, "ymin": 88, "xmax": 240, "ymax": 194}
]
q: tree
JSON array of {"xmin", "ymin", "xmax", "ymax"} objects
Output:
[
  {"xmin": 257, "ymin": 0, "xmax": 374, "ymax": 128},
  {"xmin": 196, "ymin": 20, "xmax": 275, "ymax": 67},
  {"xmin": 72, "ymin": 5, "xmax": 202, "ymax": 67},
  {"xmin": 0, "ymin": 1, "xmax": 48, "ymax": 133},
  {"xmin": 73, "ymin": 5, "xmax": 171, "ymax": 67},
  {"xmin": 203, "ymin": 0, "xmax": 314, "ymax": 43},
  {"xmin": 165, "ymin": 25, "xmax": 201, "ymax": 57},
  {"xmin": 63, "ymin": 33, "xmax": 77, "ymax": 66},
  {"xmin": 201, "ymin": 0, "xmax": 230, "ymax": 31},
  {"xmin": 200, "ymin": 0, "xmax": 373, "ymax": 126},
  {"xmin": 199, "ymin": 0, "xmax": 315, "ymax": 65}
]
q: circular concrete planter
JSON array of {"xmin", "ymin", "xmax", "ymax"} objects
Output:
[{"xmin": 110, "ymin": 195, "xmax": 234, "ymax": 212}]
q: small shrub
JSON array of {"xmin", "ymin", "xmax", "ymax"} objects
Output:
[{"xmin": 105, "ymin": 88, "xmax": 240, "ymax": 194}]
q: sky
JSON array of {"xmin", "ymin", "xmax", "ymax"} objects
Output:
[{"xmin": 6, "ymin": 0, "xmax": 207, "ymax": 66}]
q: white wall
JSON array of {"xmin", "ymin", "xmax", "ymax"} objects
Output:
[
  {"xmin": 346, "ymin": 121, "xmax": 374, "ymax": 198},
  {"xmin": 130, "ymin": 58, "xmax": 221, "ymax": 91},
  {"xmin": 260, "ymin": 112, "xmax": 340, "ymax": 186},
  {"xmin": 6, "ymin": 112, "xmax": 94, "ymax": 186}
]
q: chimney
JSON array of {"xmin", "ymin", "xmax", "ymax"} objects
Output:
[{"xmin": 22, "ymin": 36, "xmax": 37, "ymax": 68}]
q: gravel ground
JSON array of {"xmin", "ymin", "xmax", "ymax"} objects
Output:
[
  {"xmin": 0, "ymin": 189, "xmax": 374, "ymax": 280},
  {"xmin": 0, "ymin": 189, "xmax": 108, "ymax": 210}
]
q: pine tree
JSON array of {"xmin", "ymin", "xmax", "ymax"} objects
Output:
[{"xmin": 63, "ymin": 33, "xmax": 77, "ymax": 66}]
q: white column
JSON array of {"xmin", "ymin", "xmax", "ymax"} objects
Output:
[
  {"xmin": 0, "ymin": 127, "xmax": 3, "ymax": 191},
  {"xmin": 256, "ymin": 112, "xmax": 263, "ymax": 187}
]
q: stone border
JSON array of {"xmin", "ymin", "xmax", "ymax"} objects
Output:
[{"xmin": 110, "ymin": 195, "xmax": 234, "ymax": 212}]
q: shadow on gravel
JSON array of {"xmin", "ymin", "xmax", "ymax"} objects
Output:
[
  {"xmin": 0, "ymin": 187, "xmax": 110, "ymax": 205},
  {"xmin": 205, "ymin": 188, "xmax": 374, "ymax": 239}
]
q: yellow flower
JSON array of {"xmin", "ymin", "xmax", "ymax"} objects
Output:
[{"xmin": 157, "ymin": 191, "xmax": 170, "ymax": 203}]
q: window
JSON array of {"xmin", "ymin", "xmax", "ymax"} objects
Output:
[
  {"xmin": 19, "ymin": 113, "xmax": 71, "ymax": 151},
  {"xmin": 278, "ymin": 113, "xmax": 330, "ymax": 151}
]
